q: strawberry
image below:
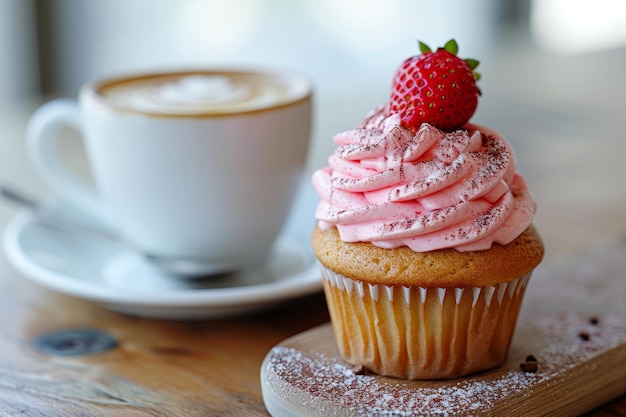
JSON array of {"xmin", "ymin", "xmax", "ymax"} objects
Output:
[{"xmin": 386, "ymin": 39, "xmax": 480, "ymax": 132}]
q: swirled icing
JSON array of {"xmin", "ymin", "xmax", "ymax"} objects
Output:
[{"xmin": 312, "ymin": 106, "xmax": 535, "ymax": 252}]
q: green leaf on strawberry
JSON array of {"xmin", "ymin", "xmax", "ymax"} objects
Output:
[
  {"xmin": 443, "ymin": 39, "xmax": 458, "ymax": 55},
  {"xmin": 418, "ymin": 41, "xmax": 432, "ymax": 54},
  {"xmin": 386, "ymin": 39, "xmax": 481, "ymax": 132}
]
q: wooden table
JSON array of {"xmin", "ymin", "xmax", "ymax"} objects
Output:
[{"xmin": 1, "ymin": 40, "xmax": 625, "ymax": 416}]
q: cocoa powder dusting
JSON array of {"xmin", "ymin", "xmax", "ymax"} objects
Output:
[
  {"xmin": 322, "ymin": 116, "xmax": 523, "ymax": 250},
  {"xmin": 459, "ymin": 135, "xmax": 510, "ymax": 201},
  {"xmin": 380, "ymin": 205, "xmax": 453, "ymax": 235}
]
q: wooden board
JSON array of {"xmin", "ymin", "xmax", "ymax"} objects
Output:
[{"xmin": 261, "ymin": 241, "xmax": 626, "ymax": 416}]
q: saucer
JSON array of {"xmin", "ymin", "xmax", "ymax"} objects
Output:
[{"xmin": 3, "ymin": 184, "xmax": 322, "ymax": 320}]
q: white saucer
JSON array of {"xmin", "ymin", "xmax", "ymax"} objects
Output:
[{"xmin": 2, "ymin": 184, "xmax": 322, "ymax": 320}]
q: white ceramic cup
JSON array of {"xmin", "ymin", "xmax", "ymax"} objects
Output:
[{"xmin": 27, "ymin": 69, "xmax": 312, "ymax": 275}]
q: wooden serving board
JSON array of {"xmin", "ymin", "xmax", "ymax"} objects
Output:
[{"xmin": 261, "ymin": 241, "xmax": 626, "ymax": 416}]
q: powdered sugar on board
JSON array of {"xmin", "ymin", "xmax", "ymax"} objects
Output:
[
  {"xmin": 263, "ymin": 314, "xmax": 625, "ymax": 416},
  {"xmin": 261, "ymin": 240, "xmax": 626, "ymax": 416}
]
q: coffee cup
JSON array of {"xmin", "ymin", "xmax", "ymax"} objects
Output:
[{"xmin": 27, "ymin": 69, "xmax": 312, "ymax": 276}]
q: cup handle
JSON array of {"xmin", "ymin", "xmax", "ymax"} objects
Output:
[{"xmin": 26, "ymin": 98, "xmax": 112, "ymax": 225}]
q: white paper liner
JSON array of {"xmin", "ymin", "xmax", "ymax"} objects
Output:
[{"xmin": 320, "ymin": 266, "xmax": 533, "ymax": 380}]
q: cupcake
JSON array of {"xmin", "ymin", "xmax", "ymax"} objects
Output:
[{"xmin": 311, "ymin": 40, "xmax": 544, "ymax": 380}]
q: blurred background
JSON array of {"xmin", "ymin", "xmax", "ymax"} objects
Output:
[{"xmin": 1, "ymin": 0, "xmax": 626, "ymax": 259}]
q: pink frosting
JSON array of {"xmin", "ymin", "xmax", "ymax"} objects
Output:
[{"xmin": 312, "ymin": 106, "xmax": 536, "ymax": 252}]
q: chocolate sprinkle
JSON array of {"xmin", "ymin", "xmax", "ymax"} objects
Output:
[{"xmin": 520, "ymin": 361, "xmax": 538, "ymax": 373}]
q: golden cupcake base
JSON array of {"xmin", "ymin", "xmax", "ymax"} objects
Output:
[{"xmin": 321, "ymin": 266, "xmax": 531, "ymax": 380}]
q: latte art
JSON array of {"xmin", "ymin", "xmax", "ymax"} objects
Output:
[
  {"xmin": 99, "ymin": 72, "xmax": 306, "ymax": 115},
  {"xmin": 155, "ymin": 76, "xmax": 252, "ymax": 107}
]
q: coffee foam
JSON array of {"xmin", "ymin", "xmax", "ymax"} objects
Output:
[{"xmin": 98, "ymin": 72, "xmax": 308, "ymax": 115}]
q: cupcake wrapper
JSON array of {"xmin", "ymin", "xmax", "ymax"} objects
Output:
[{"xmin": 320, "ymin": 266, "xmax": 532, "ymax": 380}]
